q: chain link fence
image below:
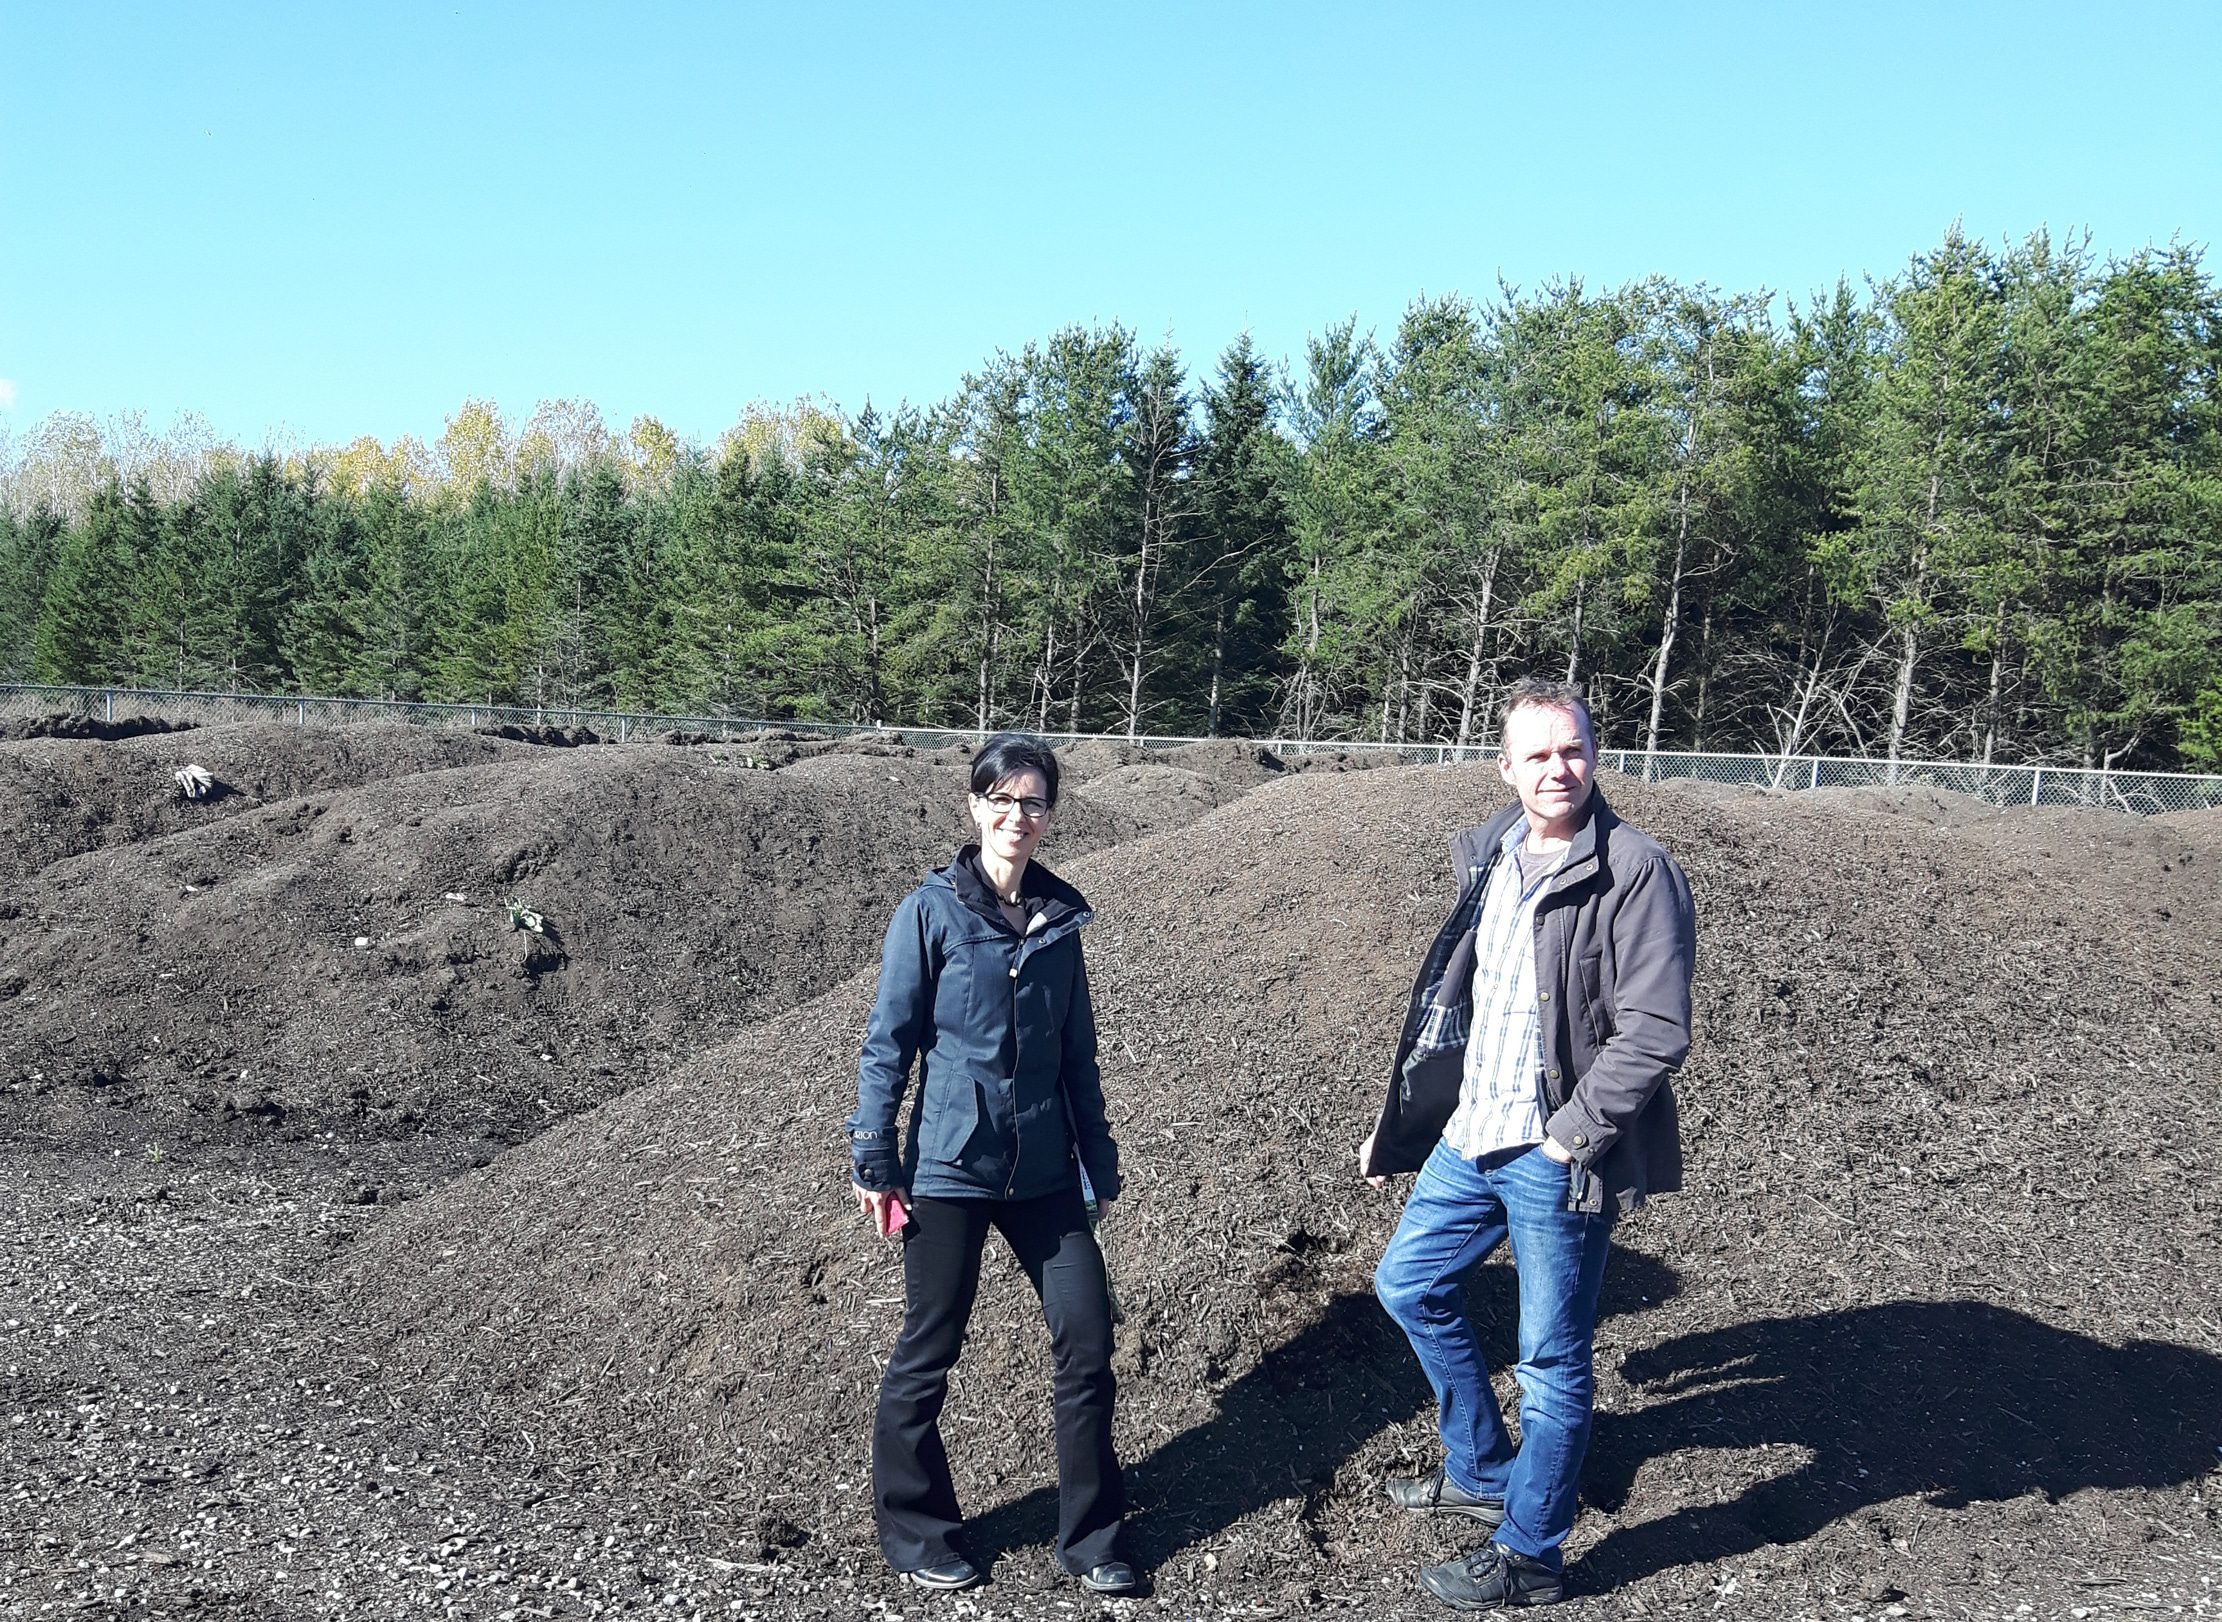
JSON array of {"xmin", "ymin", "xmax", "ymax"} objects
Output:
[{"xmin": 5, "ymin": 682, "xmax": 2218, "ymax": 816}]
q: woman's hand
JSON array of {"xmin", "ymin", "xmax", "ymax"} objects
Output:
[
  {"xmin": 1539, "ymin": 1136, "xmax": 1575, "ymax": 1164},
  {"xmin": 854, "ymin": 1184, "xmax": 907, "ymax": 1237}
]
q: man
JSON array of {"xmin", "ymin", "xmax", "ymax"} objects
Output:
[{"xmin": 1359, "ymin": 678, "xmax": 1695, "ymax": 1610}]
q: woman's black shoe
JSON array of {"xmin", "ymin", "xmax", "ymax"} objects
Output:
[{"xmin": 905, "ymin": 1557, "xmax": 983, "ymax": 1591}]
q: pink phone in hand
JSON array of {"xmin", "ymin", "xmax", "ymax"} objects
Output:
[{"xmin": 879, "ymin": 1193, "xmax": 910, "ymax": 1237}]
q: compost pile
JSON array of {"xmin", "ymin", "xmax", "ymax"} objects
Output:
[
  {"xmin": 0, "ymin": 736, "xmax": 1179, "ymax": 1144},
  {"xmin": 0, "ymin": 721, "xmax": 527, "ymax": 886},
  {"xmin": 5, "ymin": 728, "xmax": 2219, "ymax": 1622}
]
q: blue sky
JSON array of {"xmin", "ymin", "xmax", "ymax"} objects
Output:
[{"xmin": 3, "ymin": 0, "xmax": 2217, "ymax": 450}]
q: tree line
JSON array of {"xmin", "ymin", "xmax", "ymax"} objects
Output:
[{"xmin": 3, "ymin": 227, "xmax": 2218, "ymax": 769}]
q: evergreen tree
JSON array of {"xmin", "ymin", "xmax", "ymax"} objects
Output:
[
  {"xmin": 0, "ymin": 506, "xmax": 63, "ymax": 679},
  {"xmin": 1190, "ymin": 334, "xmax": 1293, "ymax": 736},
  {"xmin": 33, "ymin": 484, "xmax": 136, "ymax": 684},
  {"xmin": 284, "ymin": 485, "xmax": 372, "ymax": 697},
  {"xmin": 787, "ymin": 405, "xmax": 923, "ymax": 723},
  {"xmin": 1838, "ymin": 228, "xmax": 2010, "ymax": 771},
  {"xmin": 1284, "ymin": 317, "xmax": 1385, "ymax": 739},
  {"xmin": 2035, "ymin": 245, "xmax": 2222, "ymax": 768},
  {"xmin": 350, "ymin": 479, "xmax": 438, "ymax": 700},
  {"xmin": 1007, "ymin": 326, "xmax": 1138, "ymax": 732},
  {"xmin": 1378, "ymin": 295, "xmax": 1498, "ymax": 744},
  {"xmin": 1497, "ymin": 281, "xmax": 1670, "ymax": 733},
  {"xmin": 1112, "ymin": 344, "xmax": 1194, "ymax": 737}
]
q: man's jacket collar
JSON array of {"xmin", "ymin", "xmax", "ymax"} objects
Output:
[{"xmin": 1457, "ymin": 788, "xmax": 1618, "ymax": 896}]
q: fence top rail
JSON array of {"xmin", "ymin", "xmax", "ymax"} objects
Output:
[{"xmin": 3, "ymin": 683, "xmax": 2219, "ymax": 791}]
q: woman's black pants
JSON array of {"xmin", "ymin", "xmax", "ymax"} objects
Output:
[{"xmin": 872, "ymin": 1184, "xmax": 1124, "ymax": 1574}]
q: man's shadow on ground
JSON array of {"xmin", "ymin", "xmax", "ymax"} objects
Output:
[
  {"xmin": 1575, "ymin": 1299, "xmax": 2222, "ymax": 1587},
  {"xmin": 965, "ymin": 1249, "xmax": 2222, "ymax": 1585}
]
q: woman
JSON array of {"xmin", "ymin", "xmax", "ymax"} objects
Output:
[{"xmin": 846, "ymin": 732, "xmax": 1134, "ymax": 1596}]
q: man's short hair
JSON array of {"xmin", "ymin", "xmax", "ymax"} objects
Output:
[{"xmin": 1496, "ymin": 678, "xmax": 1596, "ymax": 750}]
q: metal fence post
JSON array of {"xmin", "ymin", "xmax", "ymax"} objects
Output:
[
  {"xmin": 105, "ymin": 690, "xmax": 114, "ymax": 722},
  {"xmin": 1809, "ymin": 757, "xmax": 1820, "ymax": 790},
  {"xmin": 2030, "ymin": 767, "xmax": 2042, "ymax": 806}
]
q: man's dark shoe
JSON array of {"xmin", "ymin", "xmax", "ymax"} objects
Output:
[
  {"xmin": 1074, "ymin": 1559, "xmax": 1140, "ymax": 1595},
  {"xmin": 1420, "ymin": 1543, "xmax": 1566, "ymax": 1611},
  {"xmin": 905, "ymin": 1557, "xmax": 983, "ymax": 1591},
  {"xmin": 1384, "ymin": 1466, "xmax": 1507, "ymax": 1528}
]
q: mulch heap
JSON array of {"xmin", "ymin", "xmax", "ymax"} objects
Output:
[
  {"xmin": 0, "ymin": 720, "xmax": 529, "ymax": 887},
  {"xmin": 327, "ymin": 768, "xmax": 2222, "ymax": 1614},
  {"xmin": 0, "ymin": 712, "xmax": 202, "ymax": 743},
  {"xmin": 0, "ymin": 737, "xmax": 1224, "ymax": 1146}
]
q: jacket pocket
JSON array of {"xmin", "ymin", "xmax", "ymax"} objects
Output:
[
  {"xmin": 944, "ymin": 929, "xmax": 1010, "ymax": 1039},
  {"xmin": 918, "ymin": 1068, "xmax": 982, "ymax": 1162},
  {"xmin": 1572, "ymin": 951, "xmax": 1610, "ymax": 1047}
]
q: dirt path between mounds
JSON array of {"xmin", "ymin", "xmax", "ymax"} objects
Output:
[{"xmin": 6, "ymin": 748, "xmax": 2220, "ymax": 1620}]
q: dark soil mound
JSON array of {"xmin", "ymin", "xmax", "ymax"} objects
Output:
[
  {"xmin": 0, "ymin": 749, "xmax": 1213, "ymax": 1144},
  {"xmin": 1801, "ymin": 782, "xmax": 2006, "ymax": 826},
  {"xmin": 1158, "ymin": 739, "xmax": 1288, "ymax": 781},
  {"xmin": 0, "ymin": 712, "xmax": 200, "ymax": 742},
  {"xmin": 0, "ymin": 721, "xmax": 526, "ymax": 889},
  {"xmin": 330, "ymin": 768, "xmax": 2222, "ymax": 1611},
  {"xmin": 474, "ymin": 722, "xmax": 609, "ymax": 746},
  {"xmin": 1652, "ymin": 775, "xmax": 1765, "ymax": 805},
  {"xmin": 1795, "ymin": 782, "xmax": 2219, "ymax": 891},
  {"xmin": 1280, "ymin": 745, "xmax": 1400, "ymax": 773},
  {"xmin": 1054, "ymin": 738, "xmax": 1155, "ymax": 780},
  {"xmin": 1058, "ymin": 762, "xmax": 1248, "ymax": 826}
]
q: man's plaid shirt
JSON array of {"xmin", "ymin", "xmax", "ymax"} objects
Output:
[{"xmin": 1408, "ymin": 820, "xmax": 1562, "ymax": 1160}]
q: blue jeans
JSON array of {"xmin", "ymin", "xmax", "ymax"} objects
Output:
[{"xmin": 1374, "ymin": 1139, "xmax": 1614, "ymax": 1570}]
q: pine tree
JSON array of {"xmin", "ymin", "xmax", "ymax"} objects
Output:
[
  {"xmin": 1112, "ymin": 345, "xmax": 1194, "ymax": 737},
  {"xmin": 33, "ymin": 484, "xmax": 136, "ymax": 684},
  {"xmin": 1285, "ymin": 318, "xmax": 1385, "ymax": 739},
  {"xmin": 1190, "ymin": 334, "xmax": 1293, "ymax": 736},
  {"xmin": 1836, "ymin": 229, "xmax": 2009, "ymax": 771},
  {"xmin": 0, "ymin": 506, "xmax": 63, "ymax": 679}
]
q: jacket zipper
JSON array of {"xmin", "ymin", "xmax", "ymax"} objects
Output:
[
  {"xmin": 1004, "ymin": 931, "xmax": 1023, "ymax": 1197},
  {"xmin": 990, "ymin": 907, "xmax": 1076, "ymax": 1200}
]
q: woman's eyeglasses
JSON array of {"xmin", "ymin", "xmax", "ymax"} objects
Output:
[{"xmin": 977, "ymin": 792, "xmax": 1050, "ymax": 820}]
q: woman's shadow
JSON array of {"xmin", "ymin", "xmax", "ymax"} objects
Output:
[{"xmin": 964, "ymin": 1249, "xmax": 2222, "ymax": 1584}]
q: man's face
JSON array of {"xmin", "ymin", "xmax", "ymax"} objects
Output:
[{"xmin": 1497, "ymin": 703, "xmax": 1596, "ymax": 834}]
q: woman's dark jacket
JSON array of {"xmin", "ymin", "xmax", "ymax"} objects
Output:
[{"xmin": 846, "ymin": 847, "xmax": 1121, "ymax": 1204}]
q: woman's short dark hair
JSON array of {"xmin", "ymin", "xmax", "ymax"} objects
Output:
[{"xmin": 969, "ymin": 732, "xmax": 1061, "ymax": 806}]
